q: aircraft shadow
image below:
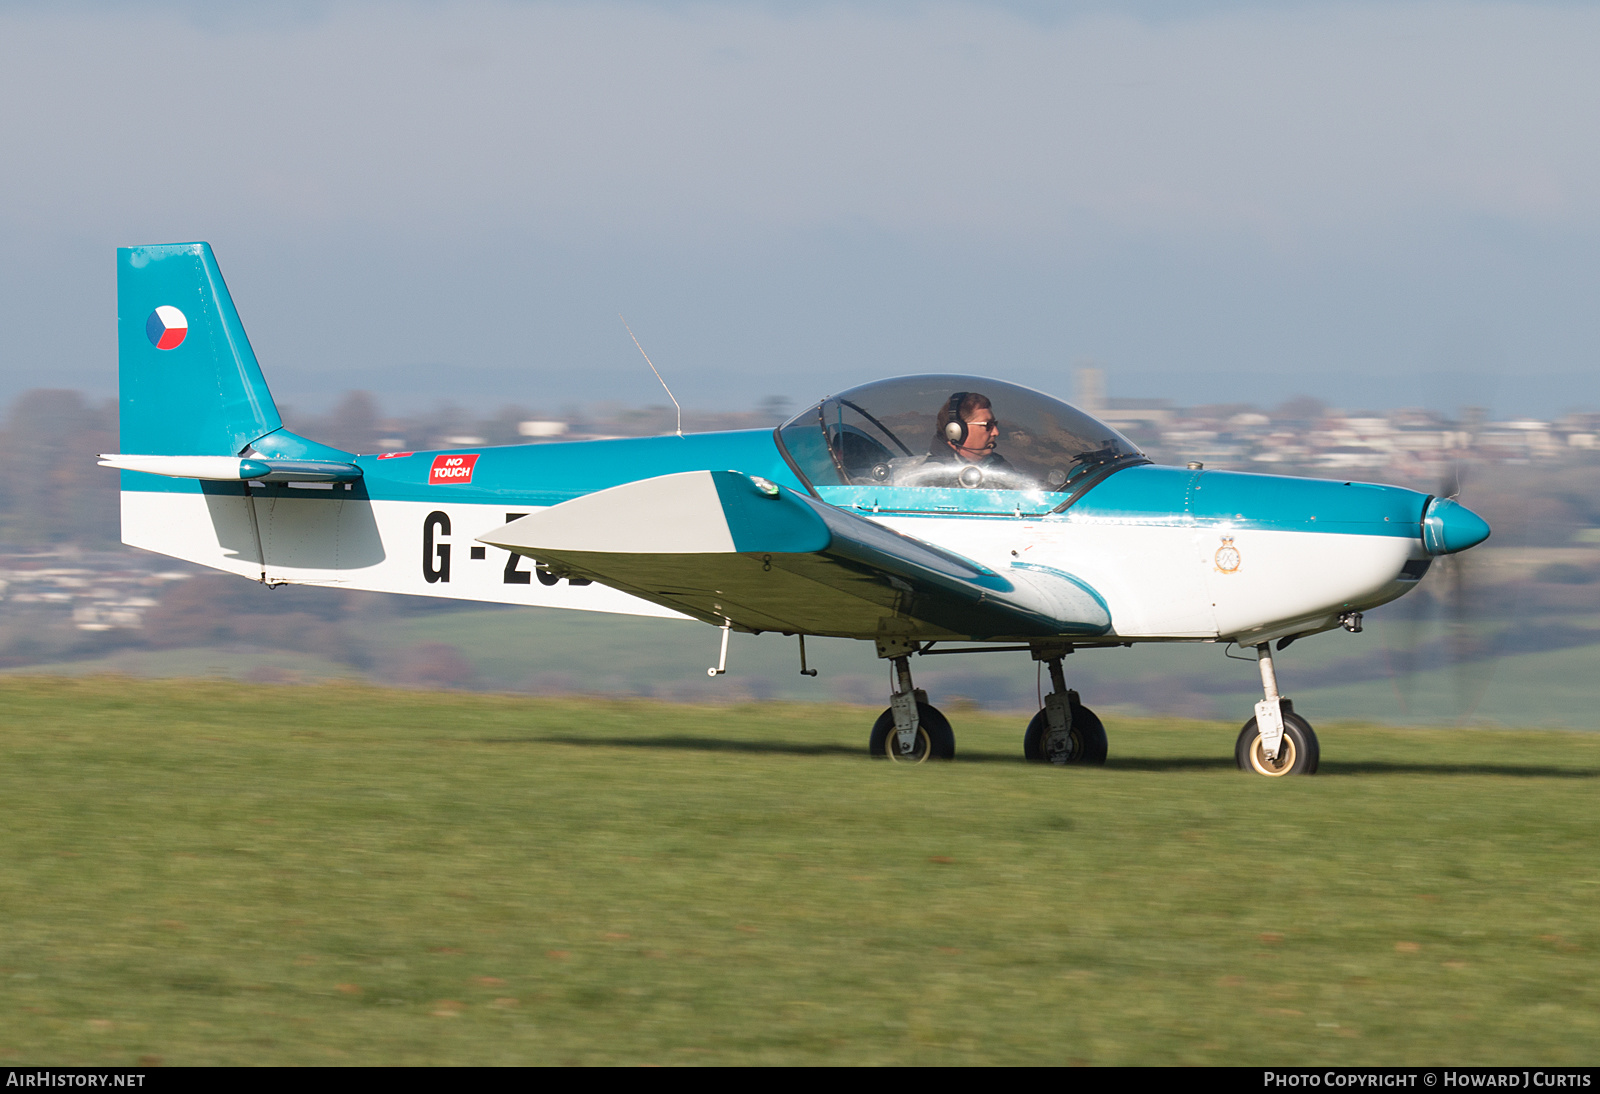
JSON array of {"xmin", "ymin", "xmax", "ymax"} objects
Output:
[
  {"xmin": 487, "ymin": 736, "xmax": 1233, "ymax": 767},
  {"xmin": 480, "ymin": 737, "xmax": 1596, "ymax": 778},
  {"xmin": 489, "ymin": 735, "xmax": 864, "ymax": 757},
  {"xmin": 495, "ymin": 735, "xmax": 1030, "ymax": 761}
]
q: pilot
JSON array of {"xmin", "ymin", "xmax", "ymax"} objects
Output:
[{"xmin": 929, "ymin": 391, "xmax": 1015, "ymax": 486}]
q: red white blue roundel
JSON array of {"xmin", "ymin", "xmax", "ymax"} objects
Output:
[{"xmin": 145, "ymin": 306, "xmax": 188, "ymax": 350}]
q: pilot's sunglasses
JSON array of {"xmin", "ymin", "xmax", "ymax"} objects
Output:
[{"xmin": 969, "ymin": 420, "xmax": 1000, "ymax": 431}]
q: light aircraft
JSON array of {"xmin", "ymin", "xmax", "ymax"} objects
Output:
[{"xmin": 101, "ymin": 242, "xmax": 1492, "ymax": 776}]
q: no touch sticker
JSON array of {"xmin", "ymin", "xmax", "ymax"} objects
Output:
[{"xmin": 429, "ymin": 453, "xmax": 480, "ymax": 485}]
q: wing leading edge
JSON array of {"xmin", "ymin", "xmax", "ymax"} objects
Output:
[{"xmin": 476, "ymin": 471, "xmax": 1111, "ymax": 642}]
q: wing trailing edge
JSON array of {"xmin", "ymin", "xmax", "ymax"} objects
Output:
[{"xmin": 477, "ymin": 471, "xmax": 1111, "ymax": 641}]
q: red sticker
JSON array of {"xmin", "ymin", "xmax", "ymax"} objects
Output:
[
  {"xmin": 377, "ymin": 451, "xmax": 414, "ymax": 460},
  {"xmin": 429, "ymin": 453, "xmax": 480, "ymax": 485}
]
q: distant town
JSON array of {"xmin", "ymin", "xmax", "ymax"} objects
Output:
[
  {"xmin": 3, "ymin": 375, "xmax": 1598, "ymax": 651},
  {"xmin": 1068, "ymin": 368, "xmax": 1595, "ymax": 482}
]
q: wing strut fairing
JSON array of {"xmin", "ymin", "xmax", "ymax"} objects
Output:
[{"xmin": 476, "ymin": 470, "xmax": 1111, "ymax": 642}]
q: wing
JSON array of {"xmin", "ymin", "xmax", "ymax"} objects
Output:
[{"xmin": 476, "ymin": 471, "xmax": 1110, "ymax": 641}]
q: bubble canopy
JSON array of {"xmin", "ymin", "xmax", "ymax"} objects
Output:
[{"xmin": 776, "ymin": 375, "xmax": 1146, "ymax": 516}]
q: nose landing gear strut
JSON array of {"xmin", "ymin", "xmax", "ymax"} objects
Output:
[{"xmin": 1235, "ymin": 642, "xmax": 1319, "ymax": 776}]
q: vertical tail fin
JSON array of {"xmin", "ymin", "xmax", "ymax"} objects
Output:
[{"xmin": 118, "ymin": 242, "xmax": 283, "ymax": 456}]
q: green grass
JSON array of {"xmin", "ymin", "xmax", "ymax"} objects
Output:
[{"xmin": 2, "ymin": 676, "xmax": 1598, "ymax": 1065}]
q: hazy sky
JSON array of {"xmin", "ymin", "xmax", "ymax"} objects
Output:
[{"xmin": 3, "ymin": 0, "xmax": 1599, "ymax": 417}]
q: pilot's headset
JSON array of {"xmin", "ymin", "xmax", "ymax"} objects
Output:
[{"xmin": 944, "ymin": 392, "xmax": 971, "ymax": 445}]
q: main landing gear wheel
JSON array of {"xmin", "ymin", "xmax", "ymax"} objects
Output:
[
  {"xmin": 1023, "ymin": 704, "xmax": 1107, "ymax": 765},
  {"xmin": 1235, "ymin": 712, "xmax": 1320, "ymax": 776},
  {"xmin": 869, "ymin": 703, "xmax": 955, "ymax": 763}
]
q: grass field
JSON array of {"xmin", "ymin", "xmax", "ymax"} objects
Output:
[{"xmin": 2, "ymin": 676, "xmax": 1598, "ymax": 1065}]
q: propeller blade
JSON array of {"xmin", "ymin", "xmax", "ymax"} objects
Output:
[
  {"xmin": 1387, "ymin": 453, "xmax": 1495, "ymax": 723},
  {"xmin": 1439, "ymin": 460, "xmax": 1463, "ymax": 501}
]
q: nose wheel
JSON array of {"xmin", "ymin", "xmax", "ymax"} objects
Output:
[{"xmin": 1236, "ymin": 709, "xmax": 1319, "ymax": 775}]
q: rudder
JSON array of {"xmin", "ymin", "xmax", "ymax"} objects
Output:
[{"xmin": 118, "ymin": 242, "xmax": 283, "ymax": 456}]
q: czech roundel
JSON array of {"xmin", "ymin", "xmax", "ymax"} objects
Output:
[{"xmin": 145, "ymin": 306, "xmax": 188, "ymax": 350}]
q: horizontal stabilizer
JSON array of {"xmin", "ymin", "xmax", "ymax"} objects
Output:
[
  {"xmin": 100, "ymin": 454, "xmax": 362, "ymax": 483},
  {"xmin": 477, "ymin": 471, "xmax": 1111, "ymax": 641}
]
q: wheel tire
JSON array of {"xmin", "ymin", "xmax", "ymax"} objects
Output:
[
  {"xmin": 1235, "ymin": 711, "xmax": 1319, "ymax": 776},
  {"xmin": 1023, "ymin": 701, "xmax": 1108, "ymax": 765},
  {"xmin": 869, "ymin": 702, "xmax": 956, "ymax": 763}
]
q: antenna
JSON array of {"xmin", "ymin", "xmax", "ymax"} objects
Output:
[{"xmin": 620, "ymin": 315, "xmax": 683, "ymax": 438}]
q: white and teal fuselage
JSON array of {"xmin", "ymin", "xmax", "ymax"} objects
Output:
[{"xmin": 123, "ymin": 431, "xmax": 1444, "ymax": 647}]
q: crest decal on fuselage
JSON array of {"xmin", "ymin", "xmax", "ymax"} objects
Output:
[{"xmin": 1214, "ymin": 535, "xmax": 1241, "ymax": 574}]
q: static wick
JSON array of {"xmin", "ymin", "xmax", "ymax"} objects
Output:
[{"xmin": 620, "ymin": 316, "xmax": 683, "ymax": 438}]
